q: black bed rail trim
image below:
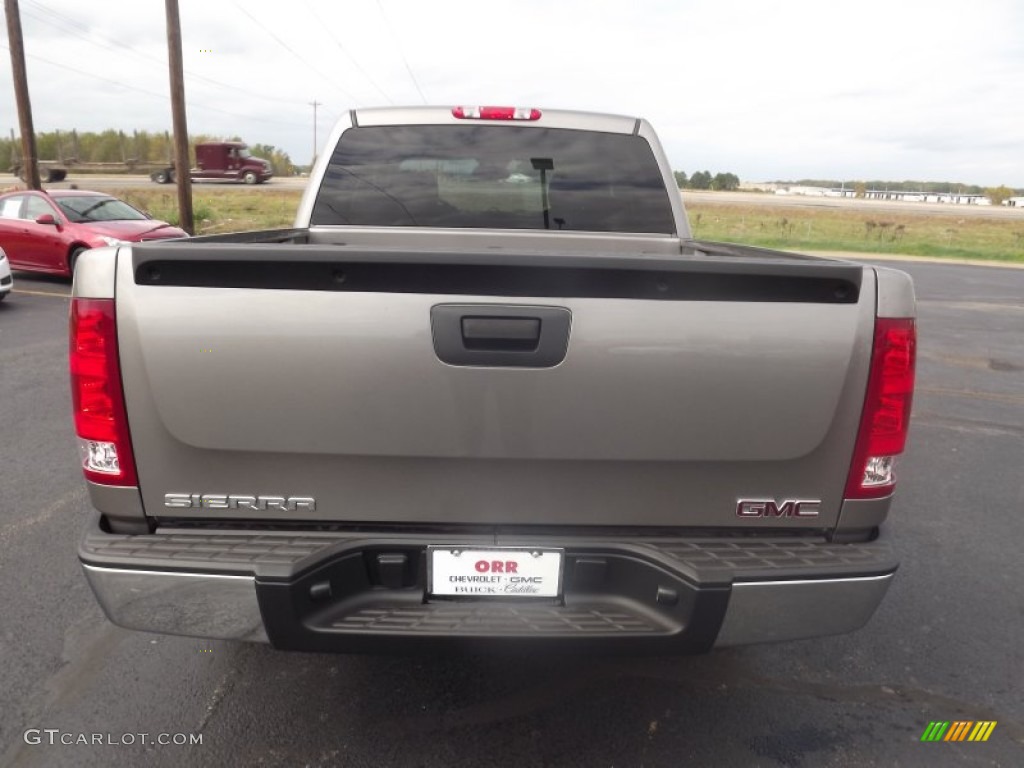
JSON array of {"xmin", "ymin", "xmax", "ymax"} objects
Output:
[{"xmin": 132, "ymin": 246, "xmax": 860, "ymax": 303}]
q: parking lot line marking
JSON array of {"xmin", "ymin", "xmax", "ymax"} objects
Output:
[{"xmin": 11, "ymin": 289, "xmax": 70, "ymax": 298}]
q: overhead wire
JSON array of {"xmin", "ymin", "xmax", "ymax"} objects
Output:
[
  {"xmin": 0, "ymin": 44, "xmax": 309, "ymax": 130},
  {"xmin": 21, "ymin": 0, "xmax": 310, "ymax": 108},
  {"xmin": 302, "ymin": 0, "xmax": 394, "ymax": 105},
  {"xmin": 232, "ymin": 2, "xmax": 358, "ymax": 103},
  {"xmin": 374, "ymin": 0, "xmax": 427, "ymax": 104}
]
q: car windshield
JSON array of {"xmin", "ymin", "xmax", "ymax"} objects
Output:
[
  {"xmin": 56, "ymin": 196, "xmax": 148, "ymax": 223},
  {"xmin": 310, "ymin": 125, "xmax": 676, "ymax": 234},
  {"xmin": 238, "ymin": 147, "xmax": 252, "ymax": 158}
]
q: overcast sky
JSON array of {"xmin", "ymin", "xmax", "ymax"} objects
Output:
[{"xmin": 1, "ymin": 0, "xmax": 1022, "ymax": 186}]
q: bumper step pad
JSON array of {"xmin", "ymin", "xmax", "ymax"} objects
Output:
[
  {"xmin": 81, "ymin": 525, "xmax": 896, "ymax": 583},
  {"xmin": 331, "ymin": 603, "xmax": 664, "ymax": 634}
]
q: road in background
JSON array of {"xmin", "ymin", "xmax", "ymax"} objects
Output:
[
  {"xmin": 0, "ymin": 173, "xmax": 308, "ymax": 192},
  {"xmin": 4, "ymin": 173, "xmax": 1023, "ymax": 220},
  {"xmin": 1, "ymin": 261, "xmax": 1021, "ymax": 767}
]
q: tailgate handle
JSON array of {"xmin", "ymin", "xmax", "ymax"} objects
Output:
[
  {"xmin": 431, "ymin": 304, "xmax": 571, "ymax": 368},
  {"xmin": 461, "ymin": 317, "xmax": 541, "ymax": 350}
]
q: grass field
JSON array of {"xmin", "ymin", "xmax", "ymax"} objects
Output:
[
  {"xmin": 115, "ymin": 187, "xmax": 300, "ymax": 234},
  {"xmin": 686, "ymin": 201, "xmax": 1024, "ymax": 263},
  {"xmin": 113, "ymin": 187, "xmax": 1024, "ymax": 263}
]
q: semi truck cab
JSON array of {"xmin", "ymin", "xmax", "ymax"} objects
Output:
[{"xmin": 150, "ymin": 141, "xmax": 273, "ymax": 185}]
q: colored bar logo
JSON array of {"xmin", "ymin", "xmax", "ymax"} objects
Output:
[{"xmin": 921, "ymin": 721, "xmax": 997, "ymax": 742}]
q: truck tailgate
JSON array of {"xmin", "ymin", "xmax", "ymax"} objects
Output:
[{"xmin": 117, "ymin": 243, "xmax": 873, "ymax": 529}]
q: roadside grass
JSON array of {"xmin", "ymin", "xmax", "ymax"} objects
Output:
[
  {"xmin": 686, "ymin": 202, "xmax": 1024, "ymax": 263},
  {"xmin": 113, "ymin": 186, "xmax": 301, "ymax": 233},
  {"xmin": 108, "ymin": 186, "xmax": 1024, "ymax": 263}
]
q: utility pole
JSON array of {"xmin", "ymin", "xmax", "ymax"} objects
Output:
[
  {"xmin": 5, "ymin": 0, "xmax": 42, "ymax": 189},
  {"xmin": 164, "ymin": 0, "xmax": 193, "ymax": 234},
  {"xmin": 309, "ymin": 100, "xmax": 321, "ymax": 167}
]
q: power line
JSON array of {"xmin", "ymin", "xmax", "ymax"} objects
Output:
[
  {"xmin": 3, "ymin": 44, "xmax": 173, "ymax": 100},
  {"xmin": 0, "ymin": 43, "xmax": 309, "ymax": 129},
  {"xmin": 23, "ymin": 0, "xmax": 90, "ymax": 34},
  {"xmin": 375, "ymin": 0, "xmax": 426, "ymax": 104},
  {"xmin": 232, "ymin": 2, "xmax": 357, "ymax": 103},
  {"xmin": 302, "ymin": 0, "xmax": 394, "ymax": 105},
  {"xmin": 20, "ymin": 0, "xmax": 309, "ymax": 108}
]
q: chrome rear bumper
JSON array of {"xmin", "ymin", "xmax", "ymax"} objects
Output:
[
  {"xmin": 714, "ymin": 574, "xmax": 894, "ymax": 647},
  {"xmin": 82, "ymin": 565, "xmax": 268, "ymax": 642},
  {"xmin": 81, "ymin": 520, "xmax": 897, "ymax": 651}
]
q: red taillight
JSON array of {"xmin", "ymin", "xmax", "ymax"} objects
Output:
[
  {"xmin": 70, "ymin": 298, "xmax": 137, "ymax": 486},
  {"xmin": 844, "ymin": 317, "xmax": 916, "ymax": 499},
  {"xmin": 452, "ymin": 106, "xmax": 542, "ymax": 121}
]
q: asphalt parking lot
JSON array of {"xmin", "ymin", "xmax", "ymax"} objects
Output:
[{"xmin": 0, "ymin": 258, "xmax": 1021, "ymax": 767}]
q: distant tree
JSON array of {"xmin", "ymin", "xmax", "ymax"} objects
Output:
[
  {"xmin": 248, "ymin": 143, "xmax": 295, "ymax": 176},
  {"xmin": 986, "ymin": 185, "xmax": 1013, "ymax": 206},
  {"xmin": 689, "ymin": 170, "xmax": 712, "ymax": 190},
  {"xmin": 711, "ymin": 172, "xmax": 740, "ymax": 191},
  {"xmin": 673, "ymin": 170, "xmax": 688, "ymax": 189},
  {"xmin": 94, "ymin": 130, "xmax": 122, "ymax": 163},
  {"xmin": 35, "ymin": 132, "xmax": 59, "ymax": 161},
  {"xmin": 853, "ymin": 182, "xmax": 867, "ymax": 198}
]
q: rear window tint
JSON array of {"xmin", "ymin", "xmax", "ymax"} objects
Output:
[{"xmin": 310, "ymin": 125, "xmax": 675, "ymax": 234}]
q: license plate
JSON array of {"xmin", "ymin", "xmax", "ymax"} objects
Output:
[{"xmin": 429, "ymin": 547, "xmax": 563, "ymax": 598}]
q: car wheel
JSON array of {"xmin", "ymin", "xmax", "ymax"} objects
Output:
[
  {"xmin": 68, "ymin": 246, "xmax": 88, "ymax": 278},
  {"xmin": 243, "ymin": 171, "xmax": 257, "ymax": 185},
  {"xmin": 154, "ymin": 170, "xmax": 169, "ymax": 184}
]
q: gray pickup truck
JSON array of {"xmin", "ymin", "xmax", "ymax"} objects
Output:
[{"xmin": 72, "ymin": 106, "xmax": 916, "ymax": 654}]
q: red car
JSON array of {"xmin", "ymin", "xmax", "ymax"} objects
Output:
[{"xmin": 0, "ymin": 189, "xmax": 187, "ymax": 277}]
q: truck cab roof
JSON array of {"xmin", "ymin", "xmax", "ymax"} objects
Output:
[{"xmin": 352, "ymin": 106, "xmax": 642, "ymax": 134}]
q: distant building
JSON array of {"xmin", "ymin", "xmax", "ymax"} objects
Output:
[
  {"xmin": 863, "ymin": 190, "xmax": 989, "ymax": 205},
  {"xmin": 739, "ymin": 182, "xmax": 1015, "ymax": 206}
]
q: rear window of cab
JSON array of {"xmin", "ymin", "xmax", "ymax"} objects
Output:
[{"xmin": 311, "ymin": 125, "xmax": 676, "ymax": 234}]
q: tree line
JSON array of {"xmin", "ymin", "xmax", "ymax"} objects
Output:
[
  {"xmin": 1, "ymin": 130, "xmax": 295, "ymax": 175},
  {"xmin": 673, "ymin": 170, "xmax": 740, "ymax": 191}
]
